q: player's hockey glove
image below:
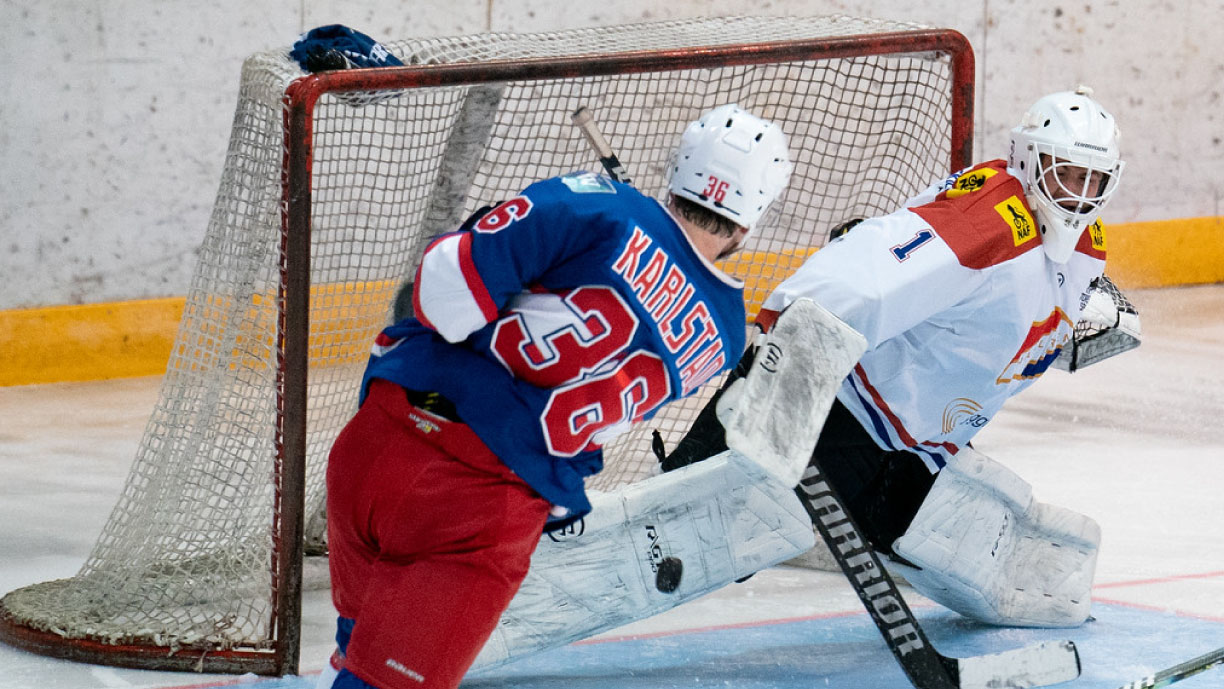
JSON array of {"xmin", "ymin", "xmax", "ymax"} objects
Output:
[
  {"xmin": 299, "ymin": 45, "xmax": 351, "ymax": 73},
  {"xmin": 290, "ymin": 24, "xmax": 404, "ymax": 73}
]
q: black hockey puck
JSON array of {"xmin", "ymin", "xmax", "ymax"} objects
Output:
[{"xmin": 655, "ymin": 556, "xmax": 683, "ymax": 593}]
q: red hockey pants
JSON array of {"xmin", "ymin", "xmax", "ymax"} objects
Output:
[{"xmin": 326, "ymin": 379, "xmax": 550, "ymax": 689}]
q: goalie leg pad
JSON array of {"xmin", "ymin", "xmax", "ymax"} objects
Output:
[
  {"xmin": 890, "ymin": 446, "xmax": 1100, "ymax": 628},
  {"xmin": 469, "ymin": 450, "xmax": 814, "ymax": 671},
  {"xmin": 721, "ymin": 298, "xmax": 867, "ymax": 487}
]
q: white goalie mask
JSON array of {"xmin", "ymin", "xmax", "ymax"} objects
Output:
[
  {"xmin": 668, "ymin": 103, "xmax": 793, "ymax": 231},
  {"xmin": 1007, "ymin": 86, "xmax": 1124, "ymax": 263}
]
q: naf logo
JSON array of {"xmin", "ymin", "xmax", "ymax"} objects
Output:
[
  {"xmin": 994, "ymin": 195, "xmax": 1037, "ymax": 246},
  {"xmin": 1089, "ymin": 219, "xmax": 1107, "ymax": 251}
]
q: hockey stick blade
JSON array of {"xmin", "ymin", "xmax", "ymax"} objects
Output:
[
  {"xmin": 795, "ymin": 463, "xmax": 1081, "ymax": 689},
  {"xmin": 956, "ymin": 640, "xmax": 1081, "ymax": 689},
  {"xmin": 570, "ymin": 106, "xmax": 632, "ymax": 184},
  {"xmin": 1116, "ymin": 645, "xmax": 1224, "ymax": 689}
]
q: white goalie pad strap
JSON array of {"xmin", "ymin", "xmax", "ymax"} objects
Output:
[
  {"xmin": 470, "ymin": 450, "xmax": 814, "ymax": 671},
  {"xmin": 890, "ymin": 446, "xmax": 1101, "ymax": 628},
  {"xmin": 720, "ymin": 298, "xmax": 867, "ymax": 487}
]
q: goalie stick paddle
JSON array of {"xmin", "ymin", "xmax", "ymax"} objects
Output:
[
  {"xmin": 570, "ymin": 106, "xmax": 633, "ymax": 184},
  {"xmin": 793, "ymin": 458, "xmax": 1082, "ymax": 689},
  {"xmin": 1116, "ymin": 645, "xmax": 1224, "ymax": 689}
]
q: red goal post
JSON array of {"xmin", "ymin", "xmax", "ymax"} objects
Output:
[{"xmin": 1, "ymin": 16, "xmax": 974, "ymax": 677}]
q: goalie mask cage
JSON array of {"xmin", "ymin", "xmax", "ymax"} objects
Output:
[{"xmin": 0, "ymin": 15, "xmax": 973, "ymax": 676}]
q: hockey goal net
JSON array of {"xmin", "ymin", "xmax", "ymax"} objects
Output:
[{"xmin": 0, "ymin": 15, "xmax": 973, "ymax": 675}]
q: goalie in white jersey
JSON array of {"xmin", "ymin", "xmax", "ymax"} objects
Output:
[{"xmin": 666, "ymin": 86, "xmax": 1130, "ymax": 628}]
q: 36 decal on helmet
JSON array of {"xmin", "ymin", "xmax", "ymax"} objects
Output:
[
  {"xmin": 1007, "ymin": 86, "xmax": 1124, "ymax": 263},
  {"xmin": 668, "ymin": 104, "xmax": 793, "ymax": 231}
]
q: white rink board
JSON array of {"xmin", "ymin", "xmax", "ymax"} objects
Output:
[{"xmin": 1, "ymin": 0, "xmax": 1219, "ymax": 310}]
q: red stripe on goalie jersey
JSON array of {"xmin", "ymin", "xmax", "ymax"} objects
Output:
[
  {"xmin": 911, "ymin": 160, "xmax": 1043, "ymax": 270},
  {"xmin": 852, "ymin": 363, "xmax": 919, "ymax": 447},
  {"xmin": 850, "ymin": 364, "xmax": 960, "ymax": 465}
]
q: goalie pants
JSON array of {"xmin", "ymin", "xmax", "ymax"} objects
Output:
[
  {"xmin": 326, "ymin": 379, "xmax": 551, "ymax": 689},
  {"xmin": 813, "ymin": 400, "xmax": 937, "ymax": 554},
  {"xmin": 665, "ymin": 372, "xmax": 935, "ymax": 555}
]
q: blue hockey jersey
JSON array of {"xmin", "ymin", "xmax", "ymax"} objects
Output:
[{"xmin": 360, "ymin": 172, "xmax": 747, "ymax": 520}]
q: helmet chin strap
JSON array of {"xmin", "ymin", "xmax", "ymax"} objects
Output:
[{"xmin": 1031, "ymin": 196, "xmax": 1091, "ymax": 264}]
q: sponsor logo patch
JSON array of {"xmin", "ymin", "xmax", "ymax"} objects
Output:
[
  {"xmin": 562, "ymin": 171, "xmax": 617, "ymax": 194},
  {"xmin": 994, "ymin": 195, "xmax": 1037, "ymax": 246},
  {"xmin": 1089, "ymin": 219, "xmax": 1107, "ymax": 251},
  {"xmin": 945, "ymin": 167, "xmax": 998, "ymax": 198},
  {"xmin": 941, "ymin": 397, "xmax": 987, "ymax": 434}
]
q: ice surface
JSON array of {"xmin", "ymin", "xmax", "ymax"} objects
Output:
[{"xmin": 1, "ymin": 286, "xmax": 1221, "ymax": 689}]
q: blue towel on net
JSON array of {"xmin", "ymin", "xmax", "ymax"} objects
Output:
[{"xmin": 290, "ymin": 24, "xmax": 404, "ymax": 72}]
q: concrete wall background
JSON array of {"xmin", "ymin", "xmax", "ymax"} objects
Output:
[{"xmin": 2, "ymin": 0, "xmax": 1221, "ymax": 310}]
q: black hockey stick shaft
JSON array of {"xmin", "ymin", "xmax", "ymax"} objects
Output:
[
  {"xmin": 571, "ymin": 106, "xmax": 633, "ymax": 184},
  {"xmin": 793, "ymin": 458, "xmax": 1080, "ymax": 689},
  {"xmin": 1117, "ymin": 645, "xmax": 1224, "ymax": 689},
  {"xmin": 794, "ymin": 461, "xmax": 959, "ymax": 689}
]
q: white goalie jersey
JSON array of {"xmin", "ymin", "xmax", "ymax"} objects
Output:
[{"xmin": 759, "ymin": 160, "xmax": 1107, "ymax": 472}]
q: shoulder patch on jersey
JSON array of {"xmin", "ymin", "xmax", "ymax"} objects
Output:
[
  {"xmin": 943, "ymin": 166, "xmax": 999, "ymax": 199},
  {"xmin": 1089, "ymin": 220, "xmax": 1106, "ymax": 251},
  {"xmin": 992, "ymin": 195, "xmax": 1039, "ymax": 247},
  {"xmin": 561, "ymin": 171, "xmax": 617, "ymax": 194},
  {"xmin": 910, "ymin": 162, "xmax": 1044, "ymax": 269},
  {"xmin": 1075, "ymin": 219, "xmax": 1107, "ymax": 259}
]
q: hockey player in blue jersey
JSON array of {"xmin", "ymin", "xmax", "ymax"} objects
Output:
[
  {"xmin": 666, "ymin": 87, "xmax": 1133, "ymax": 630},
  {"xmin": 319, "ymin": 104, "xmax": 793, "ymax": 689}
]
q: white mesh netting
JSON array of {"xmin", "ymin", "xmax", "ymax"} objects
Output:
[{"xmin": 0, "ymin": 15, "xmax": 969, "ymax": 668}]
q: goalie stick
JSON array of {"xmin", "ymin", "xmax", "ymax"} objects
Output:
[
  {"xmin": 570, "ymin": 106, "xmax": 633, "ymax": 184},
  {"xmin": 1116, "ymin": 645, "xmax": 1224, "ymax": 689},
  {"xmin": 793, "ymin": 456, "xmax": 1081, "ymax": 689}
]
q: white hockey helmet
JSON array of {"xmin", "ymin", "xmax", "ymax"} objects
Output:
[
  {"xmin": 668, "ymin": 104, "xmax": 793, "ymax": 231},
  {"xmin": 1007, "ymin": 85, "xmax": 1124, "ymax": 263}
]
